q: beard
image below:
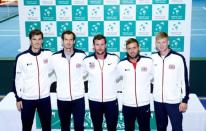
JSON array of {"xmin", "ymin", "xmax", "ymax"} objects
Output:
[{"xmin": 127, "ymin": 53, "xmax": 139, "ymax": 60}]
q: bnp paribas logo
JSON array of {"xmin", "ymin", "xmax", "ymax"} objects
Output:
[
  {"xmin": 56, "ymin": 0, "xmax": 71, "ymax": 5},
  {"xmin": 25, "ymin": 22, "xmax": 41, "ymax": 37},
  {"xmin": 40, "ymin": 6, "xmax": 56, "ymax": 21},
  {"xmin": 57, "ymin": 22, "xmax": 72, "ymax": 36},
  {"xmin": 72, "ymin": 6, "xmax": 88, "ymax": 21},
  {"xmin": 153, "ymin": 0, "xmax": 168, "ymax": 4},
  {"xmin": 88, "ymin": 22, "xmax": 104, "ymax": 36},
  {"xmin": 56, "ymin": 6, "xmax": 71, "ymax": 21},
  {"xmin": 43, "ymin": 37, "xmax": 57, "ymax": 52},
  {"xmin": 104, "ymin": 5, "xmax": 120, "ymax": 20},
  {"xmin": 75, "ymin": 37, "xmax": 88, "ymax": 52},
  {"xmin": 73, "ymin": 22, "xmax": 88, "ymax": 36},
  {"xmin": 153, "ymin": 5, "xmax": 168, "ymax": 20},
  {"xmin": 120, "ymin": 21, "xmax": 135, "ymax": 36},
  {"xmin": 136, "ymin": 37, "xmax": 152, "ymax": 52},
  {"xmin": 120, "ymin": 5, "xmax": 135, "ymax": 20},
  {"xmin": 107, "ymin": 37, "xmax": 120, "ymax": 52},
  {"xmin": 41, "ymin": 22, "xmax": 56, "ymax": 36},
  {"xmin": 136, "ymin": 21, "xmax": 151, "ymax": 36},
  {"xmin": 169, "ymin": 4, "xmax": 185, "ymax": 20},
  {"xmin": 104, "ymin": 22, "xmax": 119, "ymax": 36},
  {"xmin": 169, "ymin": 21, "xmax": 184, "ymax": 36},
  {"xmin": 169, "ymin": 36, "xmax": 184, "ymax": 52},
  {"xmin": 91, "ymin": 6, "xmax": 101, "ymax": 16},
  {"xmin": 88, "ymin": 6, "xmax": 103, "ymax": 21},
  {"xmin": 120, "ymin": 0, "xmax": 135, "ymax": 4},
  {"xmin": 27, "ymin": 7, "xmax": 38, "ymax": 17},
  {"xmin": 152, "ymin": 21, "xmax": 168, "ymax": 36},
  {"xmin": 24, "ymin": 0, "xmax": 39, "ymax": 5},
  {"xmin": 26, "ymin": 6, "xmax": 40, "ymax": 21},
  {"xmin": 136, "ymin": 5, "xmax": 152, "ymax": 20}
]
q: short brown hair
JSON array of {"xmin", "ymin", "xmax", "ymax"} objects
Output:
[
  {"xmin": 61, "ymin": 30, "xmax": 76, "ymax": 40},
  {"xmin": 126, "ymin": 38, "xmax": 139, "ymax": 47},
  {"xmin": 29, "ymin": 29, "xmax": 43, "ymax": 40},
  {"xmin": 93, "ymin": 34, "xmax": 106, "ymax": 45},
  {"xmin": 156, "ymin": 32, "xmax": 168, "ymax": 41}
]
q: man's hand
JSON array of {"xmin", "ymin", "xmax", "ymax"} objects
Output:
[
  {"xmin": 16, "ymin": 101, "xmax": 23, "ymax": 111},
  {"xmin": 179, "ymin": 102, "xmax": 187, "ymax": 112}
]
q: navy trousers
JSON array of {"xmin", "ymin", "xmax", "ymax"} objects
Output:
[
  {"xmin": 154, "ymin": 101, "xmax": 183, "ymax": 131},
  {"xmin": 21, "ymin": 97, "xmax": 51, "ymax": 131},
  {"xmin": 57, "ymin": 97, "xmax": 85, "ymax": 131},
  {"xmin": 123, "ymin": 104, "xmax": 151, "ymax": 131},
  {"xmin": 89, "ymin": 99, "xmax": 119, "ymax": 131}
]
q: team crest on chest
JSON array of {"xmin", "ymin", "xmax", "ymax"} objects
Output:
[
  {"xmin": 89, "ymin": 62, "xmax": 95, "ymax": 69},
  {"xmin": 76, "ymin": 63, "xmax": 81, "ymax": 68},
  {"xmin": 169, "ymin": 64, "xmax": 175, "ymax": 70},
  {"xmin": 43, "ymin": 59, "xmax": 48, "ymax": 64},
  {"xmin": 141, "ymin": 67, "xmax": 147, "ymax": 72}
]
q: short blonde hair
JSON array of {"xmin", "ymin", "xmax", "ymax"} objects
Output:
[{"xmin": 156, "ymin": 32, "xmax": 168, "ymax": 41}]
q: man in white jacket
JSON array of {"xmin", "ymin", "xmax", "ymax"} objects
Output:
[
  {"xmin": 117, "ymin": 38, "xmax": 153, "ymax": 131},
  {"xmin": 152, "ymin": 32, "xmax": 190, "ymax": 131},
  {"xmin": 49, "ymin": 30, "xmax": 86, "ymax": 131},
  {"xmin": 83, "ymin": 34, "xmax": 119, "ymax": 131},
  {"xmin": 13, "ymin": 29, "xmax": 52, "ymax": 131}
]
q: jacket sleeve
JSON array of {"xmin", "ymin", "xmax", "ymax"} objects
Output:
[
  {"xmin": 180, "ymin": 56, "xmax": 190, "ymax": 103},
  {"xmin": 13, "ymin": 57, "xmax": 24, "ymax": 102}
]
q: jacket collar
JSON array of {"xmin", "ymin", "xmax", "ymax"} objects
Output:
[
  {"xmin": 29, "ymin": 46, "xmax": 41, "ymax": 56},
  {"xmin": 94, "ymin": 52, "xmax": 107, "ymax": 60}
]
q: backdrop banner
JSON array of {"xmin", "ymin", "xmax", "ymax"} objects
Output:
[{"xmin": 18, "ymin": 0, "xmax": 192, "ymax": 129}]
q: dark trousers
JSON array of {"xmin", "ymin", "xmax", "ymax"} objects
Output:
[
  {"xmin": 89, "ymin": 99, "xmax": 119, "ymax": 131},
  {"xmin": 21, "ymin": 97, "xmax": 51, "ymax": 131},
  {"xmin": 57, "ymin": 97, "xmax": 85, "ymax": 131},
  {"xmin": 154, "ymin": 101, "xmax": 183, "ymax": 131},
  {"xmin": 123, "ymin": 104, "xmax": 151, "ymax": 131}
]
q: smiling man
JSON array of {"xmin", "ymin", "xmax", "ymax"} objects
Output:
[
  {"xmin": 13, "ymin": 29, "xmax": 52, "ymax": 131},
  {"xmin": 83, "ymin": 34, "xmax": 119, "ymax": 131},
  {"xmin": 152, "ymin": 32, "xmax": 190, "ymax": 131},
  {"xmin": 117, "ymin": 38, "xmax": 153, "ymax": 131}
]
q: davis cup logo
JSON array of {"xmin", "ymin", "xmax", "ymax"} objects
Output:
[
  {"xmin": 107, "ymin": 37, "xmax": 119, "ymax": 52},
  {"xmin": 43, "ymin": 7, "xmax": 53, "ymax": 17},
  {"xmin": 105, "ymin": 5, "xmax": 119, "ymax": 20}
]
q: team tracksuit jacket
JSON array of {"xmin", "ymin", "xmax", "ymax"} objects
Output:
[
  {"xmin": 13, "ymin": 47, "xmax": 53, "ymax": 101},
  {"xmin": 50, "ymin": 49, "xmax": 86, "ymax": 101},
  {"xmin": 151, "ymin": 50, "xmax": 190, "ymax": 104},
  {"xmin": 83, "ymin": 53, "xmax": 119, "ymax": 102},
  {"xmin": 117, "ymin": 55, "xmax": 153, "ymax": 107}
]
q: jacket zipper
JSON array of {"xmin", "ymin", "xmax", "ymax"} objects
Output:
[
  {"xmin": 98, "ymin": 59, "xmax": 104, "ymax": 102},
  {"xmin": 162, "ymin": 59, "xmax": 165, "ymax": 102},
  {"xmin": 68, "ymin": 60, "xmax": 72, "ymax": 100},
  {"xmin": 36, "ymin": 56, "xmax": 40, "ymax": 99},
  {"xmin": 134, "ymin": 68, "xmax": 138, "ymax": 106}
]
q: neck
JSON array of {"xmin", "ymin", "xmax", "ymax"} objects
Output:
[
  {"xmin": 31, "ymin": 48, "xmax": 40, "ymax": 53},
  {"xmin": 160, "ymin": 48, "xmax": 170, "ymax": 56},
  {"xmin": 129, "ymin": 56, "xmax": 139, "ymax": 63},
  {"xmin": 96, "ymin": 52, "xmax": 105, "ymax": 60},
  {"xmin": 64, "ymin": 48, "xmax": 74, "ymax": 54}
]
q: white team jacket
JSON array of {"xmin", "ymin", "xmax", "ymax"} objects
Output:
[
  {"xmin": 50, "ymin": 49, "xmax": 86, "ymax": 101},
  {"xmin": 151, "ymin": 50, "xmax": 190, "ymax": 104},
  {"xmin": 117, "ymin": 56, "xmax": 153, "ymax": 107},
  {"xmin": 83, "ymin": 53, "xmax": 119, "ymax": 102},
  {"xmin": 14, "ymin": 47, "xmax": 53, "ymax": 101}
]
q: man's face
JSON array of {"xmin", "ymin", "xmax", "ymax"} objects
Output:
[
  {"xmin": 62, "ymin": 34, "xmax": 75, "ymax": 50},
  {"xmin": 93, "ymin": 39, "xmax": 106, "ymax": 55},
  {"xmin": 30, "ymin": 34, "xmax": 43, "ymax": 51},
  {"xmin": 155, "ymin": 37, "xmax": 169, "ymax": 52},
  {"xmin": 126, "ymin": 42, "xmax": 139, "ymax": 59}
]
